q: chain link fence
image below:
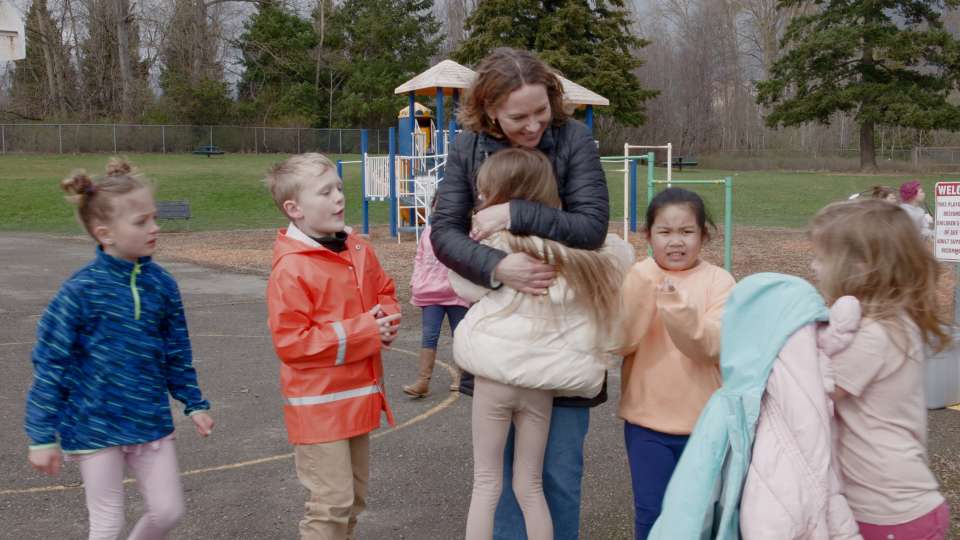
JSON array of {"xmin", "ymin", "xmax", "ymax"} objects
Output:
[{"xmin": 0, "ymin": 124, "xmax": 393, "ymax": 155}]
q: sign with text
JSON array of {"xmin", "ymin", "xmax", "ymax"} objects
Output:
[{"xmin": 935, "ymin": 182, "xmax": 960, "ymax": 261}]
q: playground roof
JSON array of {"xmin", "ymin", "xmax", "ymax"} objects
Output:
[
  {"xmin": 394, "ymin": 60, "xmax": 476, "ymax": 97},
  {"xmin": 558, "ymin": 77, "xmax": 609, "ymax": 107},
  {"xmin": 394, "ymin": 58, "xmax": 610, "ymax": 108},
  {"xmin": 397, "ymin": 102, "xmax": 433, "ymax": 119}
]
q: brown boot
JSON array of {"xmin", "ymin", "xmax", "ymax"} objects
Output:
[
  {"xmin": 449, "ymin": 366, "xmax": 462, "ymax": 392},
  {"xmin": 403, "ymin": 349, "xmax": 436, "ymax": 398}
]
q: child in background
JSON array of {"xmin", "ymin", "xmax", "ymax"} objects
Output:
[
  {"xmin": 402, "ymin": 198, "xmax": 470, "ymax": 397},
  {"xmin": 451, "ymin": 148, "xmax": 634, "ymax": 540},
  {"xmin": 618, "ymin": 188, "xmax": 736, "ymax": 540},
  {"xmin": 264, "ymin": 153, "xmax": 401, "ymax": 540},
  {"xmin": 810, "ymin": 198, "xmax": 950, "ymax": 540},
  {"xmin": 870, "ymin": 185, "xmax": 898, "ymax": 203},
  {"xmin": 25, "ymin": 159, "xmax": 214, "ymax": 540},
  {"xmin": 899, "ymin": 179, "xmax": 934, "ymax": 240}
]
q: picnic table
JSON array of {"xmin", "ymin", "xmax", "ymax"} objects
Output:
[{"xmin": 659, "ymin": 155, "xmax": 698, "ymax": 171}]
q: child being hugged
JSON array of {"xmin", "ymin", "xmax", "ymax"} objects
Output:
[
  {"xmin": 25, "ymin": 159, "xmax": 214, "ymax": 540},
  {"xmin": 264, "ymin": 153, "xmax": 401, "ymax": 540},
  {"xmin": 452, "ymin": 148, "xmax": 634, "ymax": 540},
  {"xmin": 401, "ymin": 197, "xmax": 470, "ymax": 398},
  {"xmin": 618, "ymin": 188, "xmax": 736, "ymax": 540},
  {"xmin": 810, "ymin": 198, "xmax": 950, "ymax": 540}
]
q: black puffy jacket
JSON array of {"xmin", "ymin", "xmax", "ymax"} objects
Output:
[
  {"xmin": 431, "ymin": 118, "xmax": 611, "ymax": 408},
  {"xmin": 431, "ymin": 118, "xmax": 610, "ymax": 287}
]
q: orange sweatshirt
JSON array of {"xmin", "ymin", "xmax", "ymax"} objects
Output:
[{"xmin": 619, "ymin": 257, "xmax": 736, "ymax": 435}]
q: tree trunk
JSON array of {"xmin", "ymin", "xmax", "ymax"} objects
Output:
[
  {"xmin": 314, "ymin": 0, "xmax": 324, "ymax": 92},
  {"xmin": 113, "ymin": 0, "xmax": 134, "ymax": 121},
  {"xmin": 65, "ymin": 0, "xmax": 88, "ymax": 117},
  {"xmin": 860, "ymin": 120, "xmax": 878, "ymax": 172},
  {"xmin": 859, "ymin": 41, "xmax": 878, "ymax": 172}
]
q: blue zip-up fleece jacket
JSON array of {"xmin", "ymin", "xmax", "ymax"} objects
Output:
[{"xmin": 25, "ymin": 247, "xmax": 210, "ymax": 452}]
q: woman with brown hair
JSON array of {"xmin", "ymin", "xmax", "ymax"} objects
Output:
[{"xmin": 431, "ymin": 47, "xmax": 611, "ymax": 540}]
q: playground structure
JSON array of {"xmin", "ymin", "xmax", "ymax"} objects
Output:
[
  {"xmin": 360, "ymin": 59, "xmax": 611, "ymax": 242},
  {"xmin": 613, "ymin": 143, "xmax": 733, "ymax": 272},
  {"xmin": 0, "ymin": 0, "xmax": 25, "ymax": 62}
]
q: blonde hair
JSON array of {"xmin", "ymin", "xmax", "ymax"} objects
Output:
[
  {"xmin": 61, "ymin": 158, "xmax": 150, "ymax": 238},
  {"xmin": 476, "ymin": 148, "xmax": 624, "ymax": 352},
  {"xmin": 458, "ymin": 48, "xmax": 568, "ymax": 138},
  {"xmin": 265, "ymin": 153, "xmax": 337, "ymax": 216},
  {"xmin": 810, "ymin": 198, "xmax": 950, "ymax": 352}
]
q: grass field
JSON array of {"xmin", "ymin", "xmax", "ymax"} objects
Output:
[{"xmin": 0, "ymin": 152, "xmax": 951, "ymax": 233}]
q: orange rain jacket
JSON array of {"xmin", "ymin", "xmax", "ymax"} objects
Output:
[{"xmin": 267, "ymin": 227, "xmax": 399, "ymax": 444}]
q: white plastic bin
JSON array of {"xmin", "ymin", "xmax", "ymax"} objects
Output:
[{"xmin": 925, "ymin": 330, "xmax": 960, "ymax": 409}]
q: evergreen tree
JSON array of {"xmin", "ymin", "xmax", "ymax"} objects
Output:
[
  {"xmin": 236, "ymin": 3, "xmax": 321, "ymax": 124},
  {"xmin": 158, "ymin": 0, "xmax": 231, "ymax": 125},
  {"xmin": 327, "ymin": 0, "xmax": 442, "ymax": 128},
  {"xmin": 453, "ymin": 0, "xmax": 657, "ymax": 126},
  {"xmin": 756, "ymin": 0, "xmax": 960, "ymax": 171},
  {"xmin": 10, "ymin": 0, "xmax": 76, "ymax": 119}
]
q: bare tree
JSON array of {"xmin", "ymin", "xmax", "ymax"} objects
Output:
[{"xmin": 111, "ymin": 0, "xmax": 135, "ymax": 119}]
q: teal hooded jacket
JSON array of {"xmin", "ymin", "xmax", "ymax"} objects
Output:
[{"xmin": 649, "ymin": 273, "xmax": 829, "ymax": 539}]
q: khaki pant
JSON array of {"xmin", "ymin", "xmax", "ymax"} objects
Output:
[{"xmin": 294, "ymin": 434, "xmax": 370, "ymax": 540}]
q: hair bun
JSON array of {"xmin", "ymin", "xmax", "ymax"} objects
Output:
[
  {"xmin": 105, "ymin": 158, "xmax": 132, "ymax": 177},
  {"xmin": 60, "ymin": 171, "xmax": 95, "ymax": 197}
]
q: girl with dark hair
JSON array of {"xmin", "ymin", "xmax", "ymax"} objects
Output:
[
  {"xmin": 619, "ymin": 188, "xmax": 735, "ymax": 539},
  {"xmin": 430, "ymin": 47, "xmax": 610, "ymax": 539}
]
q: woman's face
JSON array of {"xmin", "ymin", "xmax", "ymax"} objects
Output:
[{"xmin": 487, "ymin": 84, "xmax": 552, "ymax": 148}]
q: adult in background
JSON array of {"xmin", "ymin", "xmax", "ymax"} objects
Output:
[
  {"xmin": 899, "ymin": 180, "xmax": 934, "ymax": 241},
  {"xmin": 431, "ymin": 47, "xmax": 610, "ymax": 540}
]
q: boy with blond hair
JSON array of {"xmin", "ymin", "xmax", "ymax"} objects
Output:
[{"xmin": 264, "ymin": 153, "xmax": 401, "ymax": 540}]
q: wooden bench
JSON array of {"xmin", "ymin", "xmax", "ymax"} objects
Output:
[
  {"xmin": 659, "ymin": 156, "xmax": 699, "ymax": 171},
  {"xmin": 156, "ymin": 200, "xmax": 191, "ymax": 224},
  {"xmin": 192, "ymin": 144, "xmax": 224, "ymax": 157}
]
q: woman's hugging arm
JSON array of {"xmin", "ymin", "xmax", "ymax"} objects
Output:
[
  {"xmin": 430, "ymin": 134, "xmax": 508, "ymax": 287},
  {"xmin": 508, "ymin": 122, "xmax": 609, "ymax": 249}
]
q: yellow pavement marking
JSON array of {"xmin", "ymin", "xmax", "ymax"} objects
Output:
[
  {"xmin": 1, "ymin": 343, "xmax": 459, "ymax": 497},
  {"xmin": 0, "ymin": 341, "xmax": 35, "ymax": 347},
  {"xmin": 948, "ymin": 403, "xmax": 960, "ymax": 412}
]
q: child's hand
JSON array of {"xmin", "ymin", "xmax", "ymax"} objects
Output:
[
  {"xmin": 367, "ymin": 304, "xmax": 385, "ymax": 318},
  {"xmin": 28, "ymin": 447, "xmax": 61, "ymax": 476},
  {"xmin": 191, "ymin": 412, "xmax": 215, "ymax": 437},
  {"xmin": 376, "ymin": 313, "xmax": 402, "ymax": 346},
  {"xmin": 470, "ymin": 203, "xmax": 511, "ymax": 241},
  {"xmin": 657, "ymin": 278, "xmax": 677, "ymax": 294}
]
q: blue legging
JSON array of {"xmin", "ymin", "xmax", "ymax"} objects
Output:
[
  {"xmin": 421, "ymin": 304, "xmax": 468, "ymax": 349},
  {"xmin": 624, "ymin": 422, "xmax": 688, "ymax": 540}
]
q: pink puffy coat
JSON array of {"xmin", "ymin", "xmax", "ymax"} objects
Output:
[
  {"xmin": 410, "ymin": 225, "xmax": 469, "ymax": 308},
  {"xmin": 740, "ymin": 297, "xmax": 863, "ymax": 540}
]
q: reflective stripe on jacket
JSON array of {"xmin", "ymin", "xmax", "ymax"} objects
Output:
[{"xmin": 267, "ymin": 226, "xmax": 398, "ymax": 444}]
